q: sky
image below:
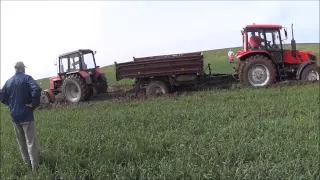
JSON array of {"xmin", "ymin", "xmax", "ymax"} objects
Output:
[{"xmin": 1, "ymin": 1, "xmax": 319, "ymax": 86}]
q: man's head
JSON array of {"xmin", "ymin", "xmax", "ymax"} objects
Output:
[{"xmin": 14, "ymin": 61, "xmax": 27, "ymax": 73}]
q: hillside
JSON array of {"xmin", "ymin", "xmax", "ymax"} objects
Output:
[{"xmin": 37, "ymin": 43, "xmax": 320, "ymax": 89}]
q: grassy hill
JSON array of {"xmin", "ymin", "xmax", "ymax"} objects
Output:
[{"xmin": 37, "ymin": 43, "xmax": 319, "ymax": 89}]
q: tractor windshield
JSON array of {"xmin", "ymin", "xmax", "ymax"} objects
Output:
[
  {"xmin": 246, "ymin": 28, "xmax": 281, "ymax": 50},
  {"xmin": 58, "ymin": 50, "xmax": 97, "ymax": 74},
  {"xmin": 81, "ymin": 53, "xmax": 96, "ymax": 70},
  {"xmin": 264, "ymin": 29, "xmax": 281, "ymax": 50},
  {"xmin": 247, "ymin": 29, "xmax": 264, "ymax": 50},
  {"xmin": 59, "ymin": 57, "xmax": 68, "ymax": 73},
  {"xmin": 69, "ymin": 53, "xmax": 83, "ymax": 71}
]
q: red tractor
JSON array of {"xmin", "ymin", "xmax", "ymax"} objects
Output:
[
  {"xmin": 42, "ymin": 49, "xmax": 108, "ymax": 103},
  {"xmin": 235, "ymin": 23, "xmax": 319, "ymax": 86}
]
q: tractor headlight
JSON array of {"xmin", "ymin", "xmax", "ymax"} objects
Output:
[{"xmin": 308, "ymin": 54, "xmax": 316, "ymax": 61}]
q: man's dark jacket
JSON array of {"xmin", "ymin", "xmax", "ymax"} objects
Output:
[{"xmin": 1, "ymin": 72, "xmax": 41, "ymax": 124}]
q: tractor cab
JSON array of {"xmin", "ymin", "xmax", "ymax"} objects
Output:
[
  {"xmin": 55, "ymin": 49, "xmax": 97, "ymax": 75},
  {"xmin": 238, "ymin": 24, "xmax": 288, "ymax": 64},
  {"xmin": 242, "ymin": 24, "xmax": 287, "ymax": 51}
]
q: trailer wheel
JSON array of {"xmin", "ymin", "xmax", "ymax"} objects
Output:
[
  {"xmin": 240, "ymin": 55, "xmax": 276, "ymax": 87},
  {"xmin": 146, "ymin": 80, "xmax": 169, "ymax": 96},
  {"xmin": 61, "ymin": 74, "xmax": 90, "ymax": 103},
  {"xmin": 301, "ymin": 64, "xmax": 320, "ymax": 81}
]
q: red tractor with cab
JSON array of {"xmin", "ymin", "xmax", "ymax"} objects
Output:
[
  {"xmin": 42, "ymin": 49, "xmax": 108, "ymax": 103},
  {"xmin": 235, "ymin": 23, "xmax": 319, "ymax": 87}
]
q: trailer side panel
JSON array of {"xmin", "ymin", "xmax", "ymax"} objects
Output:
[{"xmin": 115, "ymin": 52, "xmax": 204, "ymax": 81}]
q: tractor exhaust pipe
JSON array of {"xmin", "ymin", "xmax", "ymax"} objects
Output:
[
  {"xmin": 291, "ymin": 23, "xmax": 294, "ymax": 40},
  {"xmin": 291, "ymin": 23, "xmax": 297, "ymax": 57}
]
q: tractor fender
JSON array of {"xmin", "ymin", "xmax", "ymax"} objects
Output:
[
  {"xmin": 49, "ymin": 76, "xmax": 61, "ymax": 90},
  {"xmin": 99, "ymin": 73, "xmax": 107, "ymax": 81},
  {"xmin": 95, "ymin": 68, "xmax": 103, "ymax": 76},
  {"xmin": 43, "ymin": 89, "xmax": 55, "ymax": 103},
  {"xmin": 296, "ymin": 61, "xmax": 316, "ymax": 80},
  {"xmin": 78, "ymin": 71, "xmax": 92, "ymax": 84},
  {"xmin": 237, "ymin": 51, "xmax": 273, "ymax": 62},
  {"xmin": 83, "ymin": 76, "xmax": 92, "ymax": 84},
  {"xmin": 95, "ymin": 68, "xmax": 107, "ymax": 81}
]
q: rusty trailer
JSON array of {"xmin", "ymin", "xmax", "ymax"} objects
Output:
[
  {"xmin": 116, "ymin": 52, "xmax": 204, "ymax": 80},
  {"xmin": 132, "ymin": 52, "xmax": 204, "ymax": 62},
  {"xmin": 115, "ymin": 52, "xmax": 236, "ymax": 95}
]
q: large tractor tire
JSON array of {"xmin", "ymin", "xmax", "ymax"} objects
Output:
[
  {"xmin": 239, "ymin": 55, "xmax": 276, "ymax": 87},
  {"xmin": 146, "ymin": 80, "xmax": 169, "ymax": 96},
  {"xmin": 300, "ymin": 64, "xmax": 320, "ymax": 81},
  {"xmin": 61, "ymin": 74, "xmax": 91, "ymax": 103},
  {"xmin": 96, "ymin": 80, "xmax": 108, "ymax": 94}
]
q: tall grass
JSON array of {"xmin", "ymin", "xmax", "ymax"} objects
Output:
[{"xmin": 1, "ymin": 84, "xmax": 319, "ymax": 179}]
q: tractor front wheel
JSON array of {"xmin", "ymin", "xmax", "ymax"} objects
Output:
[
  {"xmin": 240, "ymin": 55, "xmax": 276, "ymax": 87},
  {"xmin": 61, "ymin": 74, "xmax": 90, "ymax": 103},
  {"xmin": 39, "ymin": 91, "xmax": 51, "ymax": 108},
  {"xmin": 301, "ymin": 64, "xmax": 320, "ymax": 81}
]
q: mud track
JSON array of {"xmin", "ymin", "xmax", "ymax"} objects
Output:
[{"xmin": 38, "ymin": 80, "xmax": 319, "ymax": 110}]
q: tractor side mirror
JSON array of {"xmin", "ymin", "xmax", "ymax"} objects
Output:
[
  {"xmin": 54, "ymin": 58, "xmax": 57, "ymax": 66},
  {"xmin": 284, "ymin": 28, "xmax": 288, "ymax": 39},
  {"xmin": 94, "ymin": 51, "xmax": 97, "ymax": 54}
]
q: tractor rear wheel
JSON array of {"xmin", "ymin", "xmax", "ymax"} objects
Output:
[
  {"xmin": 301, "ymin": 64, "xmax": 320, "ymax": 81},
  {"xmin": 146, "ymin": 80, "xmax": 169, "ymax": 96},
  {"xmin": 61, "ymin": 74, "xmax": 90, "ymax": 103},
  {"xmin": 240, "ymin": 55, "xmax": 276, "ymax": 87}
]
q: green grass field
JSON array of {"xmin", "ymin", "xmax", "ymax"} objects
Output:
[
  {"xmin": 36, "ymin": 43, "xmax": 320, "ymax": 89},
  {"xmin": 1, "ymin": 43, "xmax": 319, "ymax": 179},
  {"xmin": 1, "ymin": 84, "xmax": 319, "ymax": 179}
]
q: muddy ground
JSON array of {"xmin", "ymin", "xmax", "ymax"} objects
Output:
[{"xmin": 38, "ymin": 80, "xmax": 319, "ymax": 110}]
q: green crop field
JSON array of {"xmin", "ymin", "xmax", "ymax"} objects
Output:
[
  {"xmin": 1, "ymin": 83, "xmax": 319, "ymax": 179},
  {"xmin": 36, "ymin": 43, "xmax": 320, "ymax": 90},
  {"xmin": 1, "ymin": 43, "xmax": 319, "ymax": 179}
]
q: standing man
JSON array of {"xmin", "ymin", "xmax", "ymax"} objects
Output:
[{"xmin": 1, "ymin": 61, "xmax": 42, "ymax": 171}]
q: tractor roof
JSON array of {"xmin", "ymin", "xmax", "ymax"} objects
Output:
[
  {"xmin": 59, "ymin": 49, "xmax": 93, "ymax": 57},
  {"xmin": 245, "ymin": 24, "xmax": 283, "ymax": 29}
]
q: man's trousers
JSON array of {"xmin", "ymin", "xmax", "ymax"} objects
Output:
[{"xmin": 14, "ymin": 121, "xmax": 40, "ymax": 171}]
